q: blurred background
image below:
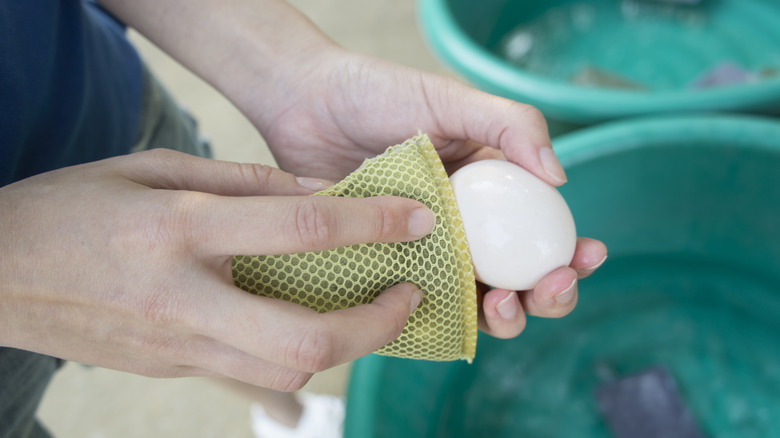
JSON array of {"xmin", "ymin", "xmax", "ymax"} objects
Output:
[{"xmin": 37, "ymin": 1, "xmax": 447, "ymax": 437}]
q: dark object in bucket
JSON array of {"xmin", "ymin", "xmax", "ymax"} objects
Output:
[
  {"xmin": 595, "ymin": 366, "xmax": 705, "ymax": 438},
  {"xmin": 571, "ymin": 65, "xmax": 647, "ymax": 90},
  {"xmin": 689, "ymin": 62, "xmax": 756, "ymax": 89}
]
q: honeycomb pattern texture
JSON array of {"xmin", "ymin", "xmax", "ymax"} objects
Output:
[{"xmin": 232, "ymin": 134, "xmax": 478, "ymax": 361}]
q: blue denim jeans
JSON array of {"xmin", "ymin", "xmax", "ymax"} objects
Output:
[
  {"xmin": 0, "ymin": 349, "xmax": 62, "ymax": 438},
  {"xmin": 0, "ymin": 66, "xmax": 212, "ymax": 438},
  {"xmin": 131, "ymin": 65, "xmax": 212, "ymax": 157}
]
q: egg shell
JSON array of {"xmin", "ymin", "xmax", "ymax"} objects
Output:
[{"xmin": 449, "ymin": 160, "xmax": 577, "ymax": 290}]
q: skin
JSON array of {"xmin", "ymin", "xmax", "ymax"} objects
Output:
[
  {"xmin": 0, "ymin": 151, "xmax": 433, "ymax": 390},
  {"xmin": 0, "ymin": 0, "xmax": 607, "ymax": 396}
]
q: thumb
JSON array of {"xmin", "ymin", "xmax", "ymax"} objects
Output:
[
  {"xmin": 425, "ymin": 77, "xmax": 567, "ymax": 186},
  {"xmin": 121, "ymin": 148, "xmax": 333, "ymax": 196}
]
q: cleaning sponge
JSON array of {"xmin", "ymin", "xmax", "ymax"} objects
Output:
[{"xmin": 232, "ymin": 134, "xmax": 478, "ymax": 362}]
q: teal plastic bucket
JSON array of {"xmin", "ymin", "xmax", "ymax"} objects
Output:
[
  {"xmin": 344, "ymin": 114, "xmax": 780, "ymax": 437},
  {"xmin": 418, "ymin": 0, "xmax": 780, "ymax": 135}
]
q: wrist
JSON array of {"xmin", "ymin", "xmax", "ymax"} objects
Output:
[
  {"xmin": 100, "ymin": 0, "xmax": 341, "ymax": 133},
  {"xmin": 223, "ymin": 30, "xmax": 344, "ymax": 133}
]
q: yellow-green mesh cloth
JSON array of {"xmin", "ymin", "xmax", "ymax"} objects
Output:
[{"xmin": 232, "ymin": 134, "xmax": 478, "ymax": 362}]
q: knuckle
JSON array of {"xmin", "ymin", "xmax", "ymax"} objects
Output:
[
  {"xmin": 293, "ymin": 200, "xmax": 333, "ymax": 250},
  {"xmin": 236, "ymin": 162, "xmax": 275, "ymax": 189},
  {"xmin": 155, "ymin": 191, "xmax": 209, "ymax": 256},
  {"xmin": 287, "ymin": 325, "xmax": 338, "ymax": 373},
  {"xmin": 128, "ymin": 149, "xmax": 186, "ymax": 181},
  {"xmin": 138, "ymin": 210, "xmax": 177, "ymax": 251},
  {"xmin": 367, "ymin": 198, "xmax": 403, "ymax": 242},
  {"xmin": 110, "ymin": 202, "xmax": 199, "ymax": 328},
  {"xmin": 512, "ymin": 101, "xmax": 544, "ymax": 121},
  {"xmin": 372, "ymin": 203, "xmax": 391, "ymax": 242},
  {"xmin": 131, "ymin": 191, "xmax": 199, "ymax": 253}
]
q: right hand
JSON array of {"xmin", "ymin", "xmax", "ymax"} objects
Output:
[{"xmin": 0, "ymin": 149, "xmax": 432, "ymax": 391}]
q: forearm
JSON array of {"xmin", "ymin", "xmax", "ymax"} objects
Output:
[{"xmin": 98, "ymin": 0, "xmax": 339, "ymax": 128}]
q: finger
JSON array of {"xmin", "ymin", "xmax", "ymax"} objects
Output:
[
  {"xmin": 198, "ymin": 282, "xmax": 423, "ymax": 373},
  {"xmin": 186, "ymin": 337, "xmax": 315, "ymax": 392},
  {"xmin": 137, "ymin": 329, "xmax": 317, "ymax": 392},
  {"xmin": 440, "ymin": 140, "xmax": 506, "ymax": 175},
  {"xmin": 122, "ymin": 148, "xmax": 333, "ymax": 196},
  {"xmin": 477, "ymin": 288, "xmax": 527, "ymax": 339},
  {"xmin": 189, "ymin": 194, "xmax": 436, "ymax": 256},
  {"xmin": 519, "ymin": 266, "xmax": 578, "ymax": 319},
  {"xmin": 570, "ymin": 237, "xmax": 608, "ymax": 278},
  {"xmin": 426, "ymin": 79, "xmax": 565, "ymax": 185}
]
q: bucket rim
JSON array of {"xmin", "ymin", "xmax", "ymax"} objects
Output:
[
  {"xmin": 418, "ymin": 0, "xmax": 780, "ymax": 123},
  {"xmin": 552, "ymin": 113, "xmax": 780, "ymax": 168}
]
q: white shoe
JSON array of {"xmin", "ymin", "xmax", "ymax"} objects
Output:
[{"xmin": 250, "ymin": 393, "xmax": 345, "ymax": 438}]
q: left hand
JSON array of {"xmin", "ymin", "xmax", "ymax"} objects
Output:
[
  {"xmin": 250, "ymin": 48, "xmax": 607, "ymax": 340},
  {"xmin": 253, "ymin": 49, "xmax": 562, "ymax": 185}
]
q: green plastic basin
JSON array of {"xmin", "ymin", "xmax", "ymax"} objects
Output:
[
  {"xmin": 345, "ymin": 114, "xmax": 780, "ymax": 438},
  {"xmin": 418, "ymin": 0, "xmax": 780, "ymax": 134}
]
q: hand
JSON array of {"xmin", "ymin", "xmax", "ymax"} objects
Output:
[
  {"xmin": 0, "ymin": 149, "xmax": 433, "ymax": 390},
  {"xmin": 254, "ymin": 49, "xmax": 560, "ymax": 184},
  {"xmin": 250, "ymin": 49, "xmax": 608, "ymax": 339}
]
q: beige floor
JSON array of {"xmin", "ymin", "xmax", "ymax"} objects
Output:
[{"xmin": 37, "ymin": 1, "xmax": 450, "ymax": 437}]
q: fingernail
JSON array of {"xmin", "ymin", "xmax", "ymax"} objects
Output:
[
  {"xmin": 296, "ymin": 176, "xmax": 334, "ymax": 191},
  {"xmin": 585, "ymin": 254, "xmax": 608, "ymax": 272},
  {"xmin": 539, "ymin": 148, "xmax": 567, "ymax": 184},
  {"xmin": 497, "ymin": 292, "xmax": 519, "ymax": 320},
  {"xmin": 408, "ymin": 207, "xmax": 436, "ymax": 238},
  {"xmin": 576, "ymin": 254, "xmax": 608, "ymax": 277},
  {"xmin": 554, "ymin": 279, "xmax": 577, "ymax": 304},
  {"xmin": 410, "ymin": 288, "xmax": 423, "ymax": 314}
]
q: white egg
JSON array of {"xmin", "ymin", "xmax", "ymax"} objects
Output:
[{"xmin": 449, "ymin": 160, "xmax": 577, "ymax": 290}]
